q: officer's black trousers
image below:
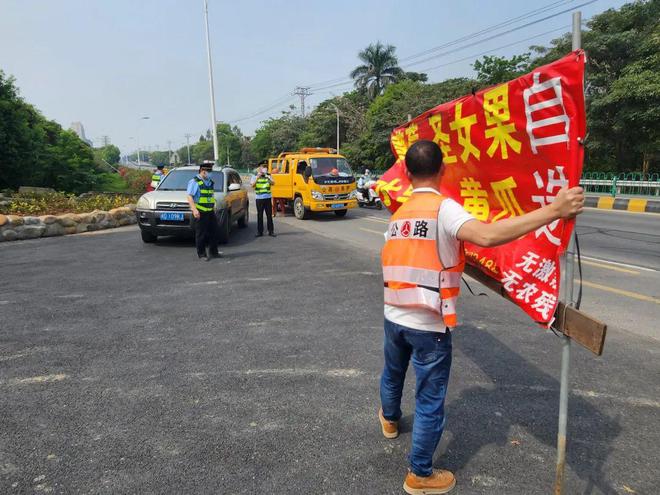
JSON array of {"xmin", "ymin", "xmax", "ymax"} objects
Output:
[
  {"xmin": 194, "ymin": 211, "xmax": 219, "ymax": 256},
  {"xmin": 255, "ymin": 198, "xmax": 274, "ymax": 235}
]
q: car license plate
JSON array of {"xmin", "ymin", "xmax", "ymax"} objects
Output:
[
  {"xmin": 331, "ymin": 204, "xmax": 344, "ymax": 209},
  {"xmin": 160, "ymin": 212, "xmax": 184, "ymax": 221}
]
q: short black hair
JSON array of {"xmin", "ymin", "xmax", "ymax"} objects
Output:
[
  {"xmin": 258, "ymin": 160, "xmax": 267, "ymax": 166},
  {"xmin": 405, "ymin": 140, "xmax": 443, "ymax": 178}
]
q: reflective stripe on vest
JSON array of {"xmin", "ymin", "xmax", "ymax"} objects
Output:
[
  {"xmin": 381, "ymin": 192, "xmax": 465, "ymax": 328},
  {"xmin": 152, "ymin": 173, "xmax": 162, "ymax": 182},
  {"xmin": 254, "ymin": 177, "xmax": 271, "ymax": 195},
  {"xmin": 195, "ymin": 178, "xmax": 215, "ymax": 212}
]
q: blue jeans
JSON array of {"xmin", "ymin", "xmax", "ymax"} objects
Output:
[{"xmin": 380, "ymin": 318, "xmax": 452, "ymax": 477}]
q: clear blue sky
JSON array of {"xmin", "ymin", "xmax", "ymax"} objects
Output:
[{"xmin": 0, "ymin": 0, "xmax": 627, "ymax": 155}]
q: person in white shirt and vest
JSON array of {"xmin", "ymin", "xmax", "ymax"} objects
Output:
[
  {"xmin": 150, "ymin": 164, "xmax": 165, "ymax": 189},
  {"xmin": 186, "ymin": 161, "xmax": 220, "ymax": 261},
  {"xmin": 379, "ymin": 140, "xmax": 585, "ymax": 494},
  {"xmin": 251, "ymin": 161, "xmax": 276, "ymax": 237}
]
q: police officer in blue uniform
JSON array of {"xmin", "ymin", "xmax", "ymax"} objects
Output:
[{"xmin": 186, "ymin": 161, "xmax": 220, "ymax": 260}]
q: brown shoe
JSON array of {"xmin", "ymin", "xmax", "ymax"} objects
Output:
[
  {"xmin": 378, "ymin": 408, "xmax": 399, "ymax": 439},
  {"xmin": 403, "ymin": 469, "xmax": 456, "ymax": 494}
]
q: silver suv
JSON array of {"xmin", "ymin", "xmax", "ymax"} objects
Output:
[{"xmin": 135, "ymin": 166, "xmax": 249, "ymax": 243}]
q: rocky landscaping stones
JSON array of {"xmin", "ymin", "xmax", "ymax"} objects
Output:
[{"xmin": 0, "ymin": 204, "xmax": 137, "ymax": 242}]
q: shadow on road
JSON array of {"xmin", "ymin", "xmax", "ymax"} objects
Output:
[{"xmin": 445, "ymin": 325, "xmax": 621, "ymax": 495}]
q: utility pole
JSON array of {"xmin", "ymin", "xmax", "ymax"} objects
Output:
[
  {"xmin": 293, "ymin": 86, "xmax": 312, "ymax": 117},
  {"xmin": 329, "ymin": 103, "xmax": 340, "ymax": 153},
  {"xmin": 167, "ymin": 139, "xmax": 172, "ymax": 164},
  {"xmin": 185, "ymin": 133, "xmax": 192, "ymax": 165},
  {"xmin": 203, "ymin": 0, "xmax": 220, "ymax": 163}
]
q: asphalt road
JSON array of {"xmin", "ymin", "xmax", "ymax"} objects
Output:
[
  {"xmin": 1, "ymin": 206, "xmax": 658, "ymax": 494},
  {"xmin": 279, "ymin": 205, "xmax": 660, "ymax": 341}
]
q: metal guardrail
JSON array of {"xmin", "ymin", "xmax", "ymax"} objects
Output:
[{"xmin": 580, "ymin": 172, "xmax": 660, "ymax": 197}]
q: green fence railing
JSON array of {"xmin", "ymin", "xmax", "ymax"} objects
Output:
[{"xmin": 580, "ymin": 172, "xmax": 660, "ymax": 197}]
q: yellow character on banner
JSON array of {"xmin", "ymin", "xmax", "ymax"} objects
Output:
[
  {"xmin": 450, "ymin": 103, "xmax": 480, "ymax": 163},
  {"xmin": 490, "ymin": 176, "xmax": 525, "ymax": 222},
  {"xmin": 483, "ymin": 84, "xmax": 522, "ymax": 160},
  {"xmin": 376, "ymin": 178, "xmax": 404, "ymax": 207},
  {"xmin": 397, "ymin": 185, "xmax": 413, "ymax": 204},
  {"xmin": 391, "ymin": 129, "xmax": 407, "ymax": 159},
  {"xmin": 405, "ymin": 123, "xmax": 419, "ymax": 146},
  {"xmin": 460, "ymin": 177, "xmax": 489, "ymax": 221},
  {"xmin": 428, "ymin": 114, "xmax": 457, "ymax": 164}
]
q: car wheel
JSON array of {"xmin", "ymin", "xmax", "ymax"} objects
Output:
[
  {"xmin": 141, "ymin": 229, "xmax": 157, "ymax": 243},
  {"xmin": 293, "ymin": 197, "xmax": 310, "ymax": 220},
  {"xmin": 238, "ymin": 206, "xmax": 249, "ymax": 228},
  {"xmin": 334, "ymin": 209, "xmax": 348, "ymax": 218},
  {"xmin": 217, "ymin": 210, "xmax": 230, "ymax": 244}
]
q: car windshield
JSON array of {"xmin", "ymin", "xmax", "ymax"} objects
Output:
[
  {"xmin": 157, "ymin": 170, "xmax": 224, "ymax": 191},
  {"xmin": 309, "ymin": 157, "xmax": 353, "ymax": 178}
]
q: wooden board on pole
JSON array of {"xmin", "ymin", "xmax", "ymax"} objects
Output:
[{"xmin": 463, "ymin": 263, "xmax": 607, "ymax": 356}]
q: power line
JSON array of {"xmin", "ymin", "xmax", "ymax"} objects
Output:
[
  {"xmin": 399, "ymin": 0, "xmax": 576, "ymax": 63},
  {"xmin": 225, "ymin": 0, "xmax": 594, "ymax": 127},
  {"xmin": 418, "ymin": 24, "xmax": 572, "ymax": 74},
  {"xmin": 404, "ymin": 0, "xmax": 597, "ymax": 68},
  {"xmin": 306, "ymin": 0, "xmax": 595, "ymax": 92}
]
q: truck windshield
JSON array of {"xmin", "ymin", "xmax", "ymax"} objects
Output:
[
  {"xmin": 309, "ymin": 158, "xmax": 353, "ymax": 178},
  {"xmin": 157, "ymin": 170, "xmax": 224, "ymax": 191}
]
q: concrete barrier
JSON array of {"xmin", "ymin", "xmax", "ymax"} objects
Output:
[{"xmin": 585, "ymin": 196, "xmax": 660, "ymax": 213}]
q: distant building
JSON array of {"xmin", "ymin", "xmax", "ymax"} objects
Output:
[
  {"xmin": 170, "ymin": 151, "xmax": 181, "ymax": 165},
  {"xmin": 69, "ymin": 122, "xmax": 93, "ymax": 146}
]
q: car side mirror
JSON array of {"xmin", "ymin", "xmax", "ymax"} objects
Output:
[{"xmin": 228, "ymin": 183, "xmax": 241, "ymax": 192}]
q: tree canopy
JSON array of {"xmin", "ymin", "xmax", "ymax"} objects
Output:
[
  {"xmin": 350, "ymin": 42, "xmax": 404, "ymax": 99},
  {"xmin": 0, "ymin": 70, "xmax": 102, "ymax": 193}
]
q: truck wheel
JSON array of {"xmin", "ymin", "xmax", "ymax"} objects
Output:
[
  {"xmin": 334, "ymin": 209, "xmax": 348, "ymax": 218},
  {"xmin": 141, "ymin": 229, "xmax": 157, "ymax": 243},
  {"xmin": 293, "ymin": 197, "xmax": 310, "ymax": 220},
  {"xmin": 218, "ymin": 210, "xmax": 230, "ymax": 244},
  {"xmin": 238, "ymin": 206, "xmax": 249, "ymax": 228}
]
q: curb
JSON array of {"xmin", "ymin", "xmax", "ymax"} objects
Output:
[{"xmin": 585, "ymin": 196, "xmax": 660, "ymax": 213}]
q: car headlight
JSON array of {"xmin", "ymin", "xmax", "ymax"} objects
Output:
[
  {"xmin": 137, "ymin": 197, "xmax": 151, "ymax": 209},
  {"xmin": 349, "ymin": 190, "xmax": 358, "ymax": 199},
  {"xmin": 311, "ymin": 190, "xmax": 324, "ymax": 201}
]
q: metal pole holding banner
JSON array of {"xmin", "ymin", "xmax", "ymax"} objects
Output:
[{"xmin": 554, "ymin": 11, "xmax": 581, "ymax": 495}]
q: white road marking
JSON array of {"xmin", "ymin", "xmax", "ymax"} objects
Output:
[
  {"xmin": 364, "ymin": 216, "xmax": 389, "ymax": 224},
  {"xmin": 359, "ymin": 227, "xmax": 385, "ymax": 235},
  {"xmin": 585, "ymin": 206, "xmax": 659, "ymax": 216},
  {"xmin": 189, "ymin": 368, "xmax": 364, "ymax": 378},
  {"xmin": 580, "ymin": 255, "xmax": 658, "ymax": 273},
  {"xmin": 4, "ymin": 373, "xmax": 69, "ymax": 386}
]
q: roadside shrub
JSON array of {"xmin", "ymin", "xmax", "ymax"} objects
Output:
[
  {"xmin": 0, "ymin": 192, "xmax": 139, "ymax": 216},
  {"xmin": 119, "ymin": 167, "xmax": 151, "ymax": 193}
]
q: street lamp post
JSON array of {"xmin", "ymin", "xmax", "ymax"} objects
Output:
[
  {"xmin": 203, "ymin": 0, "xmax": 220, "ymax": 163},
  {"xmin": 329, "ymin": 103, "xmax": 340, "ymax": 153},
  {"xmin": 136, "ymin": 116, "xmax": 150, "ymax": 167}
]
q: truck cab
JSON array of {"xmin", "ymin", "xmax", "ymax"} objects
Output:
[{"xmin": 267, "ymin": 148, "xmax": 358, "ymax": 219}]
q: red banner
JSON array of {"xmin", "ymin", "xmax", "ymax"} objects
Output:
[{"xmin": 376, "ymin": 51, "xmax": 586, "ymax": 326}]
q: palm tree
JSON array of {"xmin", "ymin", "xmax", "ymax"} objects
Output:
[{"xmin": 350, "ymin": 42, "xmax": 403, "ymax": 98}]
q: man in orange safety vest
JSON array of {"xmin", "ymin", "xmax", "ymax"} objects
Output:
[{"xmin": 379, "ymin": 140, "xmax": 584, "ymax": 494}]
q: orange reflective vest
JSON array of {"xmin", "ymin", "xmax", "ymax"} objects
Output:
[{"xmin": 382, "ymin": 191, "xmax": 465, "ymax": 328}]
